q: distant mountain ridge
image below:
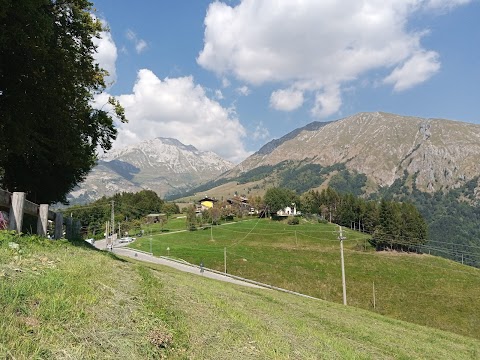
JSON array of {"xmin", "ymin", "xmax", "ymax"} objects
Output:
[
  {"xmin": 67, "ymin": 137, "xmax": 233, "ymax": 204},
  {"xmin": 223, "ymin": 112, "xmax": 480, "ymax": 194}
]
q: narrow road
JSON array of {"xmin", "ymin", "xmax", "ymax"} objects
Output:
[{"xmin": 92, "ymin": 239, "xmax": 265, "ymax": 289}]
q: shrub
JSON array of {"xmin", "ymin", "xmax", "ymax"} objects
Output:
[{"xmin": 287, "ymin": 217, "xmax": 300, "ymax": 225}]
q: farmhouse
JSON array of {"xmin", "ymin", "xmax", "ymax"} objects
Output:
[
  {"xmin": 277, "ymin": 204, "xmax": 299, "ymax": 217},
  {"xmin": 226, "ymin": 195, "xmax": 249, "ymax": 209},
  {"xmin": 198, "ymin": 196, "xmax": 218, "ymax": 211}
]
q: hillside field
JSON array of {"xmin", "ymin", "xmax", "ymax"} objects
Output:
[
  {"xmin": 131, "ymin": 217, "xmax": 480, "ymax": 340},
  {"xmin": 1, "ymin": 231, "xmax": 480, "ymax": 359}
]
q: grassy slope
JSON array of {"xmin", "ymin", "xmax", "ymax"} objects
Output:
[
  {"xmin": 0, "ymin": 232, "xmax": 479, "ymax": 359},
  {"xmin": 130, "ymin": 218, "xmax": 480, "ymax": 340}
]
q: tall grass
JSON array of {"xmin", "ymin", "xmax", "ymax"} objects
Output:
[
  {"xmin": 130, "ymin": 218, "xmax": 480, "ymax": 339},
  {"xmin": 1, "ymin": 230, "xmax": 479, "ymax": 359}
]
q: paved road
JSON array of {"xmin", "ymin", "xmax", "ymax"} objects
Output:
[{"xmin": 92, "ymin": 239, "xmax": 265, "ymax": 289}]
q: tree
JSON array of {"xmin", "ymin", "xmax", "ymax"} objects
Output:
[
  {"xmin": 264, "ymin": 187, "xmax": 299, "ymax": 214},
  {"xmin": 162, "ymin": 202, "xmax": 179, "ymax": 218},
  {"xmin": 0, "ymin": 0, "xmax": 126, "ymax": 204},
  {"xmin": 185, "ymin": 206, "xmax": 197, "ymax": 231}
]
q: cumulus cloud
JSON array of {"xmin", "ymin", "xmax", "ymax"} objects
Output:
[
  {"xmin": 93, "ymin": 27, "xmax": 117, "ymax": 85},
  {"xmin": 252, "ymin": 122, "xmax": 270, "ymax": 141},
  {"xmin": 270, "ymin": 89, "xmax": 304, "ymax": 111},
  {"xmin": 383, "ymin": 51, "xmax": 441, "ymax": 91},
  {"xmin": 214, "ymin": 89, "xmax": 224, "ymax": 100},
  {"xmin": 197, "ymin": 0, "xmax": 471, "ymax": 117},
  {"xmin": 126, "ymin": 29, "xmax": 148, "ymax": 54},
  {"xmin": 222, "ymin": 77, "xmax": 231, "ymax": 88},
  {"xmin": 311, "ymin": 86, "xmax": 342, "ymax": 118},
  {"xmin": 236, "ymin": 85, "xmax": 251, "ymax": 96},
  {"xmin": 106, "ymin": 69, "xmax": 249, "ymax": 163}
]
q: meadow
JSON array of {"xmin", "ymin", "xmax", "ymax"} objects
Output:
[
  {"xmin": 1, "ymin": 231, "xmax": 479, "ymax": 359},
  {"xmin": 131, "ymin": 217, "xmax": 480, "ymax": 339}
]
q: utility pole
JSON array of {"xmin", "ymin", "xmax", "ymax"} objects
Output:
[
  {"xmin": 105, "ymin": 221, "xmax": 109, "ymax": 249},
  {"xmin": 211, "ymin": 219, "xmax": 213, "ymax": 241},
  {"xmin": 224, "ymin": 247, "xmax": 227, "ymax": 274},
  {"xmin": 111, "ymin": 200, "xmax": 115, "ymax": 239},
  {"xmin": 338, "ymin": 226, "xmax": 347, "ymax": 305}
]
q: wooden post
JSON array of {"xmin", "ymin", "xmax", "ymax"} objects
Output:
[
  {"xmin": 65, "ymin": 217, "xmax": 73, "ymax": 240},
  {"xmin": 373, "ymin": 281, "xmax": 376, "ymax": 310},
  {"xmin": 37, "ymin": 204, "xmax": 49, "ymax": 236},
  {"xmin": 55, "ymin": 212, "xmax": 63, "ymax": 239},
  {"xmin": 224, "ymin": 247, "xmax": 227, "ymax": 274},
  {"xmin": 74, "ymin": 220, "xmax": 81, "ymax": 241},
  {"xmin": 8, "ymin": 192, "xmax": 25, "ymax": 232}
]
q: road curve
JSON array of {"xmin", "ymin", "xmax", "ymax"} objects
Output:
[{"xmin": 92, "ymin": 239, "xmax": 265, "ymax": 289}]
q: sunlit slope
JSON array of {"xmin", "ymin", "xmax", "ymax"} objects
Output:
[
  {"xmin": 1, "ymin": 232, "xmax": 479, "ymax": 359},
  {"xmin": 131, "ymin": 218, "xmax": 480, "ymax": 339}
]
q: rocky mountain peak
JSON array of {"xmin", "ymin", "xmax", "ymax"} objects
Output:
[{"xmin": 68, "ymin": 137, "xmax": 234, "ymax": 204}]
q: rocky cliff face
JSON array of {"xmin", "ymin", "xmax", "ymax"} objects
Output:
[
  {"xmin": 224, "ymin": 112, "xmax": 480, "ymax": 193},
  {"xmin": 68, "ymin": 137, "xmax": 234, "ymax": 204}
]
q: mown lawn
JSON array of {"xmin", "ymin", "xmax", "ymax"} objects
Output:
[
  {"xmin": 1, "ymin": 231, "xmax": 479, "ymax": 359},
  {"xmin": 129, "ymin": 218, "xmax": 480, "ymax": 339}
]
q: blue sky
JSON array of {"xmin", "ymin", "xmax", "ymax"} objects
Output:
[{"xmin": 91, "ymin": 0, "xmax": 480, "ymax": 163}]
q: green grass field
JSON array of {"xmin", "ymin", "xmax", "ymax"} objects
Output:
[
  {"xmin": 129, "ymin": 217, "xmax": 480, "ymax": 340},
  {"xmin": 1, "ymin": 231, "xmax": 479, "ymax": 359}
]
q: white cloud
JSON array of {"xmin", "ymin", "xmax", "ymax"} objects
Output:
[
  {"xmin": 270, "ymin": 89, "xmax": 304, "ymax": 111},
  {"xmin": 311, "ymin": 86, "xmax": 342, "ymax": 118},
  {"xmin": 93, "ymin": 27, "xmax": 117, "ymax": 85},
  {"xmin": 198, "ymin": 0, "xmax": 470, "ymax": 118},
  {"xmin": 222, "ymin": 77, "xmax": 231, "ymax": 88},
  {"xmin": 236, "ymin": 85, "xmax": 251, "ymax": 96},
  {"xmin": 135, "ymin": 39, "xmax": 148, "ymax": 54},
  {"xmin": 214, "ymin": 89, "xmax": 224, "ymax": 100},
  {"xmin": 425, "ymin": 0, "xmax": 471, "ymax": 10},
  {"xmin": 252, "ymin": 122, "xmax": 270, "ymax": 141},
  {"xmin": 383, "ymin": 51, "xmax": 440, "ymax": 91},
  {"xmin": 126, "ymin": 29, "xmax": 148, "ymax": 54},
  {"xmin": 109, "ymin": 69, "xmax": 249, "ymax": 163}
]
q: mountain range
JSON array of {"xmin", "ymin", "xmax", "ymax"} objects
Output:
[
  {"xmin": 67, "ymin": 137, "xmax": 233, "ymax": 204},
  {"xmin": 222, "ymin": 111, "xmax": 480, "ymax": 194},
  {"xmin": 68, "ymin": 112, "xmax": 480, "ymax": 265}
]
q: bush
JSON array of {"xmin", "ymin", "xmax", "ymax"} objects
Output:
[{"xmin": 287, "ymin": 217, "xmax": 300, "ymax": 225}]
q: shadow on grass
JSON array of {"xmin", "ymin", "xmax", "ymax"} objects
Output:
[{"xmin": 64, "ymin": 239, "xmax": 129, "ymax": 262}]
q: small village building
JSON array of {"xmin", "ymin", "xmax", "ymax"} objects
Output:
[
  {"xmin": 226, "ymin": 196, "xmax": 250, "ymax": 210},
  {"xmin": 276, "ymin": 204, "xmax": 299, "ymax": 217},
  {"xmin": 199, "ymin": 196, "xmax": 218, "ymax": 211},
  {"xmin": 146, "ymin": 213, "xmax": 166, "ymax": 224}
]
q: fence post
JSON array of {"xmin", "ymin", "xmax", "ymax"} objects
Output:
[
  {"xmin": 55, "ymin": 212, "xmax": 63, "ymax": 239},
  {"xmin": 65, "ymin": 217, "xmax": 73, "ymax": 240},
  {"xmin": 74, "ymin": 220, "xmax": 81, "ymax": 241},
  {"xmin": 8, "ymin": 192, "xmax": 25, "ymax": 232},
  {"xmin": 37, "ymin": 204, "xmax": 49, "ymax": 236}
]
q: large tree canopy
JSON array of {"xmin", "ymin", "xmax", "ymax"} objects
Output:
[
  {"xmin": 264, "ymin": 187, "xmax": 299, "ymax": 213},
  {"xmin": 0, "ymin": 0, "xmax": 126, "ymax": 204}
]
